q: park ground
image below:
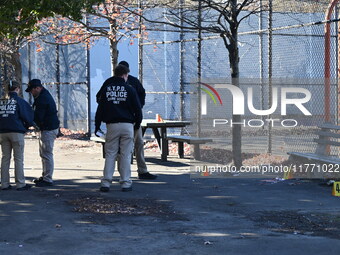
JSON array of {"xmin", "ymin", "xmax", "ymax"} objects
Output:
[{"xmin": 1, "ymin": 137, "xmax": 340, "ymax": 255}]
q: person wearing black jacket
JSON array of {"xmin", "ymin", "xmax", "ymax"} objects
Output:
[
  {"xmin": 25, "ymin": 79, "xmax": 60, "ymax": 187},
  {"xmin": 95, "ymin": 65, "xmax": 142, "ymax": 192},
  {"xmin": 96, "ymin": 61, "xmax": 157, "ymax": 180},
  {"xmin": 0, "ymin": 81, "xmax": 34, "ymax": 190}
]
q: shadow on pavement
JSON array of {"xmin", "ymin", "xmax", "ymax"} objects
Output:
[{"xmin": 1, "ymin": 173, "xmax": 340, "ymax": 254}]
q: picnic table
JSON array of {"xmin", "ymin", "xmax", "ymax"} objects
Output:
[
  {"xmin": 91, "ymin": 119, "xmax": 191, "ymax": 161},
  {"xmin": 141, "ymin": 119, "xmax": 191, "ymax": 161}
]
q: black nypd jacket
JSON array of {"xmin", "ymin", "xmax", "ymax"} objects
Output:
[
  {"xmin": 95, "ymin": 77, "xmax": 142, "ymax": 129},
  {"xmin": 33, "ymin": 87, "xmax": 60, "ymax": 131},
  {"xmin": 0, "ymin": 92, "xmax": 34, "ymax": 133},
  {"xmin": 96, "ymin": 75, "xmax": 145, "ymax": 107}
]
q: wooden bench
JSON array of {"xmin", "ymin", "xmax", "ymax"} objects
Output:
[
  {"xmin": 288, "ymin": 123, "xmax": 340, "ymax": 164},
  {"xmin": 166, "ymin": 135, "xmax": 213, "ymax": 160}
]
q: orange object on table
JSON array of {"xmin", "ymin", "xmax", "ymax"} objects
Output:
[{"xmin": 156, "ymin": 114, "xmax": 164, "ymax": 122}]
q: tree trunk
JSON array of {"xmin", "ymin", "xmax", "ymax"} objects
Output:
[
  {"xmin": 1, "ymin": 50, "xmax": 22, "ymax": 97},
  {"xmin": 228, "ymin": 19, "xmax": 242, "ymax": 169},
  {"xmin": 109, "ymin": 21, "xmax": 119, "ymax": 76},
  {"xmin": 10, "ymin": 51, "xmax": 23, "ymax": 97},
  {"xmin": 10, "ymin": 51, "xmax": 22, "ymax": 85},
  {"xmin": 229, "ymin": 50, "xmax": 242, "ymax": 169},
  {"xmin": 109, "ymin": 39, "xmax": 119, "ymax": 76}
]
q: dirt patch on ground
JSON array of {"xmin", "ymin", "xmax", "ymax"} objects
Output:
[
  {"xmin": 58, "ymin": 128, "xmax": 88, "ymax": 140},
  {"xmin": 254, "ymin": 210, "xmax": 340, "ymax": 239},
  {"xmin": 59, "ymin": 140, "xmax": 96, "ymax": 150},
  {"xmin": 199, "ymin": 147, "xmax": 258, "ymax": 165},
  {"xmin": 68, "ymin": 196, "xmax": 187, "ymax": 221}
]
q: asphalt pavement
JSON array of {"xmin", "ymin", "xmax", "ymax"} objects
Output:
[{"xmin": 0, "ymin": 139, "xmax": 340, "ymax": 255}]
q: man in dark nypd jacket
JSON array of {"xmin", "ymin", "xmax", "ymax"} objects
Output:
[
  {"xmin": 96, "ymin": 61, "xmax": 157, "ymax": 180},
  {"xmin": 95, "ymin": 64, "xmax": 142, "ymax": 192},
  {"xmin": 25, "ymin": 79, "xmax": 60, "ymax": 187},
  {"xmin": 0, "ymin": 81, "xmax": 34, "ymax": 190}
]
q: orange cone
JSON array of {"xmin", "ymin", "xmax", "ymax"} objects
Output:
[{"xmin": 156, "ymin": 114, "xmax": 164, "ymax": 122}]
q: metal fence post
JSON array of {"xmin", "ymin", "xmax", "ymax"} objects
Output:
[
  {"xmin": 85, "ymin": 15, "xmax": 91, "ymax": 135},
  {"xmin": 197, "ymin": 0, "xmax": 202, "ymax": 137},
  {"xmin": 336, "ymin": 7, "xmax": 340, "ymax": 125},
  {"xmin": 259, "ymin": 0, "xmax": 265, "ymax": 126},
  {"xmin": 268, "ymin": 0, "xmax": 273, "ymax": 154},
  {"xmin": 28, "ymin": 42, "xmax": 33, "ymax": 105},
  {"xmin": 56, "ymin": 43, "xmax": 61, "ymax": 123},
  {"xmin": 138, "ymin": 0, "xmax": 144, "ymax": 84},
  {"xmin": 0, "ymin": 53, "xmax": 2, "ymax": 98},
  {"xmin": 179, "ymin": 0, "xmax": 185, "ymax": 122}
]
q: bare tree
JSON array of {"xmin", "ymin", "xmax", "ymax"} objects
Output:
[
  {"xmin": 38, "ymin": 0, "xmax": 146, "ymax": 75},
  {"xmin": 126, "ymin": 0, "xmax": 263, "ymax": 168}
]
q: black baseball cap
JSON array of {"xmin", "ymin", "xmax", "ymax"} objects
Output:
[
  {"xmin": 118, "ymin": 61, "xmax": 129, "ymax": 68},
  {"xmin": 25, "ymin": 79, "xmax": 42, "ymax": 92}
]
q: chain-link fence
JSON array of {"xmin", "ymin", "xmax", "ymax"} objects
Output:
[
  {"xmin": 141, "ymin": 0, "xmax": 340, "ymax": 157},
  {"xmin": 20, "ymin": 41, "xmax": 90, "ymax": 131},
  {"xmin": 0, "ymin": 0, "xmax": 338, "ymax": 158},
  {"xmin": 0, "ymin": 40, "xmax": 90, "ymax": 132}
]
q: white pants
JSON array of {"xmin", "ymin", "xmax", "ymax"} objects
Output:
[
  {"xmin": 101, "ymin": 123, "xmax": 134, "ymax": 188},
  {"xmin": 134, "ymin": 127, "xmax": 148, "ymax": 174},
  {"xmin": 0, "ymin": 133, "xmax": 26, "ymax": 189},
  {"xmin": 39, "ymin": 129, "xmax": 58, "ymax": 183}
]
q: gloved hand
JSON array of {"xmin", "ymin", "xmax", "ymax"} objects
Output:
[
  {"xmin": 33, "ymin": 123, "xmax": 40, "ymax": 132},
  {"xmin": 134, "ymin": 124, "xmax": 140, "ymax": 131},
  {"xmin": 95, "ymin": 127, "xmax": 104, "ymax": 137},
  {"xmin": 56, "ymin": 128, "xmax": 64, "ymax": 138}
]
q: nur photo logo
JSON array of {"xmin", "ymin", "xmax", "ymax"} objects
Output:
[
  {"xmin": 199, "ymin": 82, "xmax": 223, "ymax": 115},
  {"xmin": 196, "ymin": 82, "xmax": 312, "ymax": 128}
]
